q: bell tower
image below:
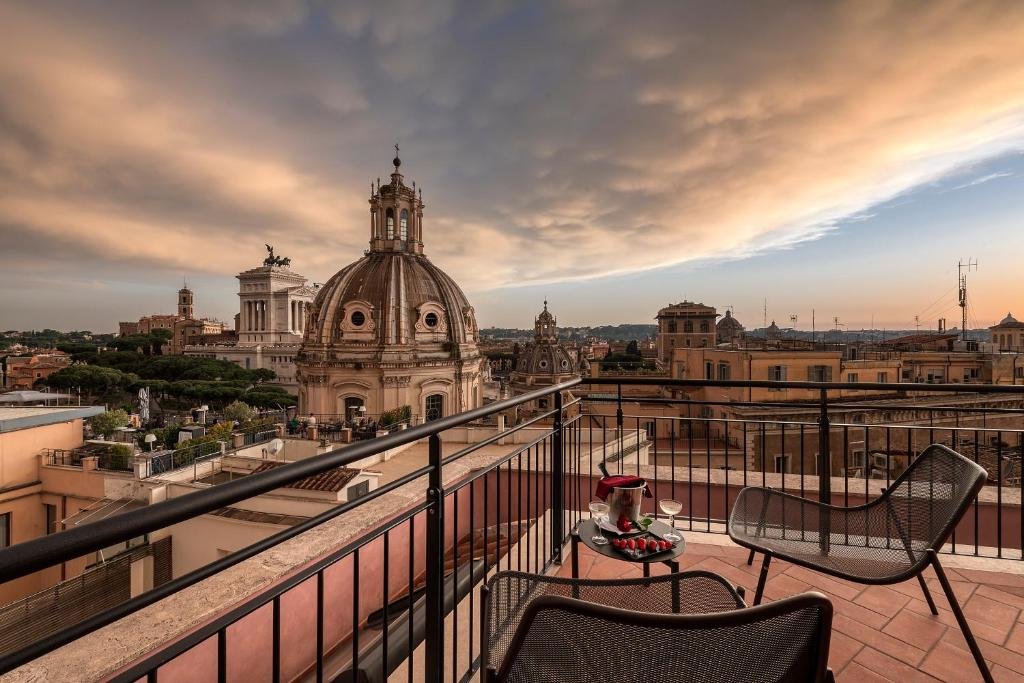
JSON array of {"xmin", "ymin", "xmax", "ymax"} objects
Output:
[
  {"xmin": 178, "ymin": 283, "xmax": 194, "ymax": 319},
  {"xmin": 368, "ymin": 146, "xmax": 425, "ymax": 255}
]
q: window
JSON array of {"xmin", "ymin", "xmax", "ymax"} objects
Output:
[
  {"xmin": 808, "ymin": 365, "xmax": 832, "ymax": 382},
  {"xmin": 644, "ymin": 421, "xmax": 656, "ymax": 439},
  {"xmin": 704, "ymin": 361, "xmax": 714, "ymax": 380},
  {"xmin": 667, "ymin": 320, "xmax": 676, "ymax": 333},
  {"xmin": 0, "ymin": 513, "xmax": 9, "ymax": 548},
  {"xmin": 350, "ymin": 311, "xmax": 366, "ymax": 327},
  {"xmin": 425, "ymin": 394, "xmax": 444, "ymax": 421},
  {"xmin": 684, "ymin": 339, "xmax": 691, "ymax": 347},
  {"xmin": 424, "ymin": 312, "xmax": 439, "ymax": 328},
  {"xmin": 347, "ymin": 480, "xmax": 370, "ymax": 501},
  {"xmin": 877, "ymin": 372, "xmax": 888, "ymax": 383},
  {"xmin": 700, "ymin": 406, "xmax": 714, "ymax": 419},
  {"xmin": 538, "ymin": 398, "xmax": 548, "ymax": 409},
  {"xmin": 774, "ymin": 454, "xmax": 791, "ymax": 473},
  {"xmin": 847, "ymin": 373, "xmax": 858, "ymax": 383},
  {"xmin": 1016, "ymin": 367, "xmax": 1023, "ymax": 379},
  {"xmin": 44, "ymin": 504, "xmax": 57, "ymax": 535},
  {"xmin": 386, "ymin": 208, "xmax": 395, "ymax": 239},
  {"xmin": 683, "ymin": 321, "xmax": 693, "ymax": 333},
  {"xmin": 768, "ymin": 365, "xmax": 787, "ymax": 382},
  {"xmin": 964, "ymin": 368, "xmax": 979, "ymax": 382},
  {"xmin": 717, "ymin": 362, "xmax": 731, "ymax": 381},
  {"xmin": 400, "ymin": 209, "xmax": 409, "ymax": 240},
  {"xmin": 699, "ymin": 321, "xmax": 709, "ymax": 333}
]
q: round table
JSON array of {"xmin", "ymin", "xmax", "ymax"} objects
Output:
[{"xmin": 571, "ymin": 518, "xmax": 686, "ymax": 579}]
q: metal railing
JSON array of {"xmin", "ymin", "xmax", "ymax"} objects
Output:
[{"xmin": 1, "ymin": 378, "xmax": 1023, "ymax": 682}]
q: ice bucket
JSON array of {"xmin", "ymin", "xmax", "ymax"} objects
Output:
[{"xmin": 607, "ymin": 483, "xmax": 645, "ymax": 523}]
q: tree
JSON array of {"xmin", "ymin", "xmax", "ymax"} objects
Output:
[
  {"xmin": 42, "ymin": 365, "xmax": 139, "ymax": 403},
  {"xmin": 89, "ymin": 409, "xmax": 130, "ymax": 438},
  {"xmin": 626, "ymin": 340, "xmax": 639, "ymax": 356},
  {"xmin": 223, "ymin": 400, "xmax": 255, "ymax": 425}
]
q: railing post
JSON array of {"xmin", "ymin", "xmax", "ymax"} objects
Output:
[
  {"xmin": 616, "ymin": 382, "xmax": 624, "ymax": 472},
  {"xmin": 817, "ymin": 388, "xmax": 832, "ymax": 554},
  {"xmin": 551, "ymin": 390, "xmax": 564, "ymax": 563},
  {"xmin": 424, "ymin": 434, "xmax": 445, "ymax": 683}
]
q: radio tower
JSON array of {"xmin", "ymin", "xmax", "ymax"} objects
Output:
[{"xmin": 958, "ymin": 258, "xmax": 977, "ymax": 341}]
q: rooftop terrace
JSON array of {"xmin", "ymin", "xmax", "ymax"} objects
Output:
[{"xmin": 1, "ymin": 377, "xmax": 1023, "ymax": 682}]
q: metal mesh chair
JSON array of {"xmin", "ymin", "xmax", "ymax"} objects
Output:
[
  {"xmin": 730, "ymin": 443, "xmax": 991, "ymax": 681},
  {"xmin": 482, "ymin": 572, "xmax": 833, "ymax": 683}
]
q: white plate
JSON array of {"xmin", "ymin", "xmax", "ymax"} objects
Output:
[{"xmin": 595, "ymin": 515, "xmax": 650, "ymax": 536}]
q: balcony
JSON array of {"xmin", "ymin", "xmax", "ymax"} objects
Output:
[{"xmin": 1, "ymin": 378, "xmax": 1023, "ymax": 682}]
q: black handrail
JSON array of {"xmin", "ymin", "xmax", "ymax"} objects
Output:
[
  {"xmin": 583, "ymin": 377, "xmax": 1024, "ymax": 393},
  {"xmin": 0, "ymin": 378, "xmax": 582, "ymax": 585}
]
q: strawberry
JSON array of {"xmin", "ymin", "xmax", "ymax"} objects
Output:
[
  {"xmin": 637, "ymin": 538, "xmax": 647, "ymax": 551},
  {"xmin": 626, "ymin": 539, "xmax": 635, "ymax": 550},
  {"xmin": 659, "ymin": 540, "xmax": 669, "ymax": 550}
]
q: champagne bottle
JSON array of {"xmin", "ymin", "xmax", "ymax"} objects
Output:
[{"xmin": 597, "ymin": 460, "xmax": 610, "ymax": 478}]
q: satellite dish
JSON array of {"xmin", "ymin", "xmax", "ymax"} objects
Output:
[{"xmin": 267, "ymin": 439, "xmax": 284, "ymax": 456}]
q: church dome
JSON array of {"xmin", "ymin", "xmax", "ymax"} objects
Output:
[
  {"xmin": 511, "ymin": 302, "xmax": 578, "ymax": 380},
  {"xmin": 295, "ymin": 154, "xmax": 483, "ymax": 419},
  {"xmin": 303, "ymin": 251, "xmax": 477, "ymax": 349}
]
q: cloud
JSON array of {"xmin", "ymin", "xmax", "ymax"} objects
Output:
[
  {"xmin": 2, "ymin": 0, "xmax": 1024, "ymax": 328},
  {"xmin": 949, "ymin": 171, "xmax": 1014, "ymax": 191}
]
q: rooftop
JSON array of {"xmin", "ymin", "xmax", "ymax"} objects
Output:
[
  {"xmin": 0, "ymin": 405, "xmax": 104, "ymax": 432},
  {"xmin": 250, "ymin": 460, "xmax": 360, "ymax": 492}
]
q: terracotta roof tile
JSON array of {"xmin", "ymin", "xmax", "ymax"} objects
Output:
[{"xmin": 251, "ymin": 461, "xmax": 359, "ymax": 492}]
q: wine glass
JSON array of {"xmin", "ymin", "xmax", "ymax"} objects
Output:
[
  {"xmin": 588, "ymin": 500, "xmax": 609, "ymax": 545},
  {"xmin": 659, "ymin": 499, "xmax": 682, "ymax": 542}
]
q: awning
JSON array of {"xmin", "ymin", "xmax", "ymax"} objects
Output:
[{"xmin": 61, "ymin": 498, "xmax": 145, "ymax": 528}]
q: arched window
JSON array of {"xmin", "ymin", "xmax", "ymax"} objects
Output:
[
  {"xmin": 699, "ymin": 321, "xmax": 709, "ymax": 333},
  {"xmin": 386, "ymin": 208, "xmax": 395, "ymax": 239},
  {"xmin": 425, "ymin": 394, "xmax": 444, "ymax": 422},
  {"xmin": 400, "ymin": 209, "xmax": 409, "ymax": 240},
  {"xmin": 667, "ymin": 320, "xmax": 676, "ymax": 333},
  {"xmin": 683, "ymin": 320, "xmax": 693, "ymax": 333}
]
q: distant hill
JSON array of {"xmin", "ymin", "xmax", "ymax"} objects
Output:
[{"xmin": 482, "ymin": 324, "xmax": 657, "ymax": 342}]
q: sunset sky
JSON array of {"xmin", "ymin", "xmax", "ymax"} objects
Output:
[{"xmin": 1, "ymin": 1, "xmax": 1023, "ymax": 332}]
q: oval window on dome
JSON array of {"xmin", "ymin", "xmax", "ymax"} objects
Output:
[
  {"xmin": 351, "ymin": 311, "xmax": 366, "ymax": 327},
  {"xmin": 424, "ymin": 312, "xmax": 439, "ymax": 328},
  {"xmin": 561, "ymin": 359, "xmax": 569, "ymax": 369},
  {"xmin": 539, "ymin": 360, "xmax": 548, "ymax": 369}
]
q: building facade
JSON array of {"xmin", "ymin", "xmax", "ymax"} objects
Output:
[
  {"xmin": 991, "ymin": 313, "xmax": 1024, "ymax": 352},
  {"xmin": 184, "ymin": 252, "xmax": 317, "ymax": 391},
  {"xmin": 655, "ymin": 301, "xmax": 718, "ymax": 364},
  {"xmin": 295, "ymin": 154, "xmax": 485, "ymax": 420},
  {"xmin": 508, "ymin": 302, "xmax": 582, "ymax": 415}
]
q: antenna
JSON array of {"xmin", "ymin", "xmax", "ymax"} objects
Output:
[
  {"xmin": 763, "ymin": 299, "xmax": 768, "ymax": 331},
  {"xmin": 811, "ymin": 309, "xmax": 816, "ymax": 344},
  {"xmin": 914, "ymin": 315, "xmax": 920, "ymax": 332},
  {"xmin": 958, "ymin": 258, "xmax": 978, "ymax": 341}
]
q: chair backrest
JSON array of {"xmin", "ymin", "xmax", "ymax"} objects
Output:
[
  {"xmin": 491, "ymin": 592, "xmax": 833, "ymax": 683},
  {"xmin": 482, "ymin": 569, "xmax": 746, "ymax": 676},
  {"xmin": 883, "ymin": 444, "xmax": 988, "ymax": 551}
]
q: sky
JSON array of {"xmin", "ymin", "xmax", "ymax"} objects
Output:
[{"xmin": 1, "ymin": 0, "xmax": 1023, "ymax": 333}]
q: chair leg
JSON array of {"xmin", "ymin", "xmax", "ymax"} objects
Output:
[
  {"xmin": 916, "ymin": 573, "xmax": 939, "ymax": 616},
  {"xmin": 753, "ymin": 552, "xmax": 772, "ymax": 606},
  {"xmin": 929, "ymin": 550, "xmax": 993, "ymax": 683},
  {"xmin": 746, "ymin": 549, "xmax": 756, "ymax": 566}
]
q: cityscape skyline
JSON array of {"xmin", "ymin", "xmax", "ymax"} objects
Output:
[{"xmin": 2, "ymin": 1, "xmax": 1024, "ymax": 331}]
